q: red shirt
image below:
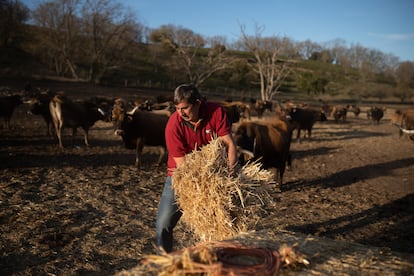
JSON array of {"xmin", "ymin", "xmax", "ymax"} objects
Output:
[{"xmin": 165, "ymin": 101, "xmax": 231, "ymax": 175}]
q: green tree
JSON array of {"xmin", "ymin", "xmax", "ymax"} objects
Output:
[
  {"xmin": 297, "ymin": 71, "xmax": 329, "ymax": 95},
  {"xmin": 396, "ymin": 61, "xmax": 414, "ymax": 88},
  {"xmin": 393, "ymin": 61, "xmax": 414, "ymax": 102},
  {"xmin": 0, "ymin": 0, "xmax": 29, "ymax": 47},
  {"xmin": 309, "ymin": 50, "xmax": 333, "ymax": 63}
]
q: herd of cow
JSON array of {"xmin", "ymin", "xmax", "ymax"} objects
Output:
[{"xmin": 1, "ymin": 87, "xmax": 414, "ymax": 186}]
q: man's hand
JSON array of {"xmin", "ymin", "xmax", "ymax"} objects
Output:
[{"xmin": 229, "ymin": 161, "xmax": 241, "ymax": 178}]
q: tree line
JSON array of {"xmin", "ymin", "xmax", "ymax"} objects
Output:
[{"xmin": 1, "ymin": 0, "xmax": 413, "ymax": 102}]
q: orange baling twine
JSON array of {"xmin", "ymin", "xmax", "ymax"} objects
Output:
[{"xmin": 216, "ymin": 245, "xmax": 280, "ymax": 275}]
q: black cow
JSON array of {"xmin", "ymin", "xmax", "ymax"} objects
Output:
[
  {"xmin": 27, "ymin": 90, "xmax": 55, "ymax": 135},
  {"xmin": 0, "ymin": 94, "xmax": 22, "ymax": 129},
  {"xmin": 49, "ymin": 95, "xmax": 106, "ymax": 148},
  {"xmin": 287, "ymin": 107, "xmax": 327, "ymax": 140},
  {"xmin": 111, "ymin": 100, "xmax": 168, "ymax": 168},
  {"xmin": 255, "ymin": 100, "xmax": 273, "ymax": 118},
  {"xmin": 367, "ymin": 106, "xmax": 385, "ymax": 124},
  {"xmin": 87, "ymin": 96, "xmax": 117, "ymax": 122}
]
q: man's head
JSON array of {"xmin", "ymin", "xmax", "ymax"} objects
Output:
[{"xmin": 174, "ymin": 84, "xmax": 203, "ymax": 123}]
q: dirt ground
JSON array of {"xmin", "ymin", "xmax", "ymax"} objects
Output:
[{"xmin": 1, "ymin": 81, "xmax": 414, "ymax": 275}]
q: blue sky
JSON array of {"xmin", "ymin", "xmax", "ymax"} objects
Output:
[
  {"xmin": 128, "ymin": 0, "xmax": 414, "ymax": 62},
  {"xmin": 23, "ymin": 0, "xmax": 414, "ymax": 62}
]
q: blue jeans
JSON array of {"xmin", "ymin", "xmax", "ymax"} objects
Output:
[{"xmin": 155, "ymin": 176, "xmax": 182, "ymax": 253}]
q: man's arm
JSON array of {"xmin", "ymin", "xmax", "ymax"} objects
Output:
[
  {"xmin": 173, "ymin": 156, "xmax": 186, "ymax": 169},
  {"xmin": 219, "ymin": 133, "xmax": 239, "ymax": 171}
]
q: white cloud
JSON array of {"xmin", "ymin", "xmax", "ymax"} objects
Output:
[{"xmin": 368, "ymin": 32, "xmax": 414, "ymax": 41}]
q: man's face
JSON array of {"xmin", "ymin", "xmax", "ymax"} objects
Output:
[{"xmin": 175, "ymin": 100, "xmax": 200, "ymax": 122}]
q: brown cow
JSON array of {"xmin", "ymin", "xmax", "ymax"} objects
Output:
[
  {"xmin": 49, "ymin": 94, "xmax": 106, "ymax": 148},
  {"xmin": 331, "ymin": 105, "xmax": 348, "ymax": 123},
  {"xmin": 234, "ymin": 118, "xmax": 293, "ymax": 186},
  {"xmin": 320, "ymin": 101, "xmax": 333, "ymax": 116},
  {"xmin": 391, "ymin": 109, "xmax": 414, "ymax": 140},
  {"xmin": 232, "ymin": 101, "xmax": 251, "ymax": 121},
  {"xmin": 287, "ymin": 107, "xmax": 327, "ymax": 141},
  {"xmin": 111, "ymin": 99, "xmax": 169, "ymax": 168},
  {"xmin": 219, "ymin": 101, "xmax": 250, "ymax": 124},
  {"xmin": 220, "ymin": 102, "xmax": 241, "ymax": 124},
  {"xmin": 0, "ymin": 94, "xmax": 22, "ymax": 129},
  {"xmin": 347, "ymin": 104, "xmax": 361, "ymax": 117}
]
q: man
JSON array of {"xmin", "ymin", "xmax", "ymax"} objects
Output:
[{"xmin": 155, "ymin": 84, "xmax": 239, "ymax": 253}]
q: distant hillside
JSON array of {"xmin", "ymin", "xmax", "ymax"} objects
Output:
[
  {"xmin": 1, "ymin": 43, "xmax": 409, "ymax": 106},
  {"xmin": 0, "ymin": 47, "xmax": 54, "ymax": 78}
]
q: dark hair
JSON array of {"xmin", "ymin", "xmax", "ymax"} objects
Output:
[{"xmin": 173, "ymin": 84, "xmax": 203, "ymax": 105}]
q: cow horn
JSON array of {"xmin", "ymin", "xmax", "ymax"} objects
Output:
[
  {"xmin": 400, "ymin": 127, "xmax": 414, "ymax": 134},
  {"xmin": 240, "ymin": 149, "xmax": 254, "ymax": 158},
  {"xmin": 127, "ymin": 106, "xmax": 138, "ymax": 115},
  {"xmin": 393, "ymin": 123, "xmax": 414, "ymax": 134},
  {"xmin": 253, "ymin": 138, "xmax": 257, "ymax": 155}
]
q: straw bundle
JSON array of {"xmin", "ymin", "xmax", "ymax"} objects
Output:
[{"xmin": 173, "ymin": 137, "xmax": 275, "ymax": 242}]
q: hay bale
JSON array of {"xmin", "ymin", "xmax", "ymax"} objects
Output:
[{"xmin": 172, "ymin": 137, "xmax": 275, "ymax": 242}]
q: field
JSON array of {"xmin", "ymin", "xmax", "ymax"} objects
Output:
[{"xmin": 1, "ymin": 80, "xmax": 414, "ymax": 275}]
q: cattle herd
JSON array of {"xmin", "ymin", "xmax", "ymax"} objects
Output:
[
  {"xmin": 2, "ymin": 83, "xmax": 414, "ymax": 274},
  {"xmin": 1, "ymin": 86, "xmax": 414, "ymax": 186}
]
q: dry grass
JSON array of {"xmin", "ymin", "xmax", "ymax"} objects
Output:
[
  {"xmin": 172, "ymin": 137, "xmax": 275, "ymax": 242},
  {"xmin": 120, "ymin": 242, "xmax": 220, "ymax": 276},
  {"xmin": 118, "ymin": 240, "xmax": 284, "ymax": 276}
]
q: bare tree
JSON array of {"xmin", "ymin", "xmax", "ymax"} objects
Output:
[
  {"xmin": 238, "ymin": 24, "xmax": 293, "ymax": 101},
  {"xmin": 32, "ymin": 0, "xmax": 83, "ymax": 78},
  {"xmin": 297, "ymin": 39, "xmax": 322, "ymax": 60},
  {"xmin": 80, "ymin": 0, "xmax": 143, "ymax": 83},
  {"xmin": 31, "ymin": 0, "xmax": 143, "ymax": 82},
  {"xmin": 149, "ymin": 24, "xmax": 230, "ymax": 86},
  {"xmin": 326, "ymin": 38, "xmax": 347, "ymax": 65}
]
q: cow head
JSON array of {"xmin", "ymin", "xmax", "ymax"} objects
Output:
[
  {"xmin": 112, "ymin": 104, "xmax": 126, "ymax": 135},
  {"xmin": 88, "ymin": 96, "xmax": 116, "ymax": 122},
  {"xmin": 111, "ymin": 99, "xmax": 138, "ymax": 137},
  {"xmin": 319, "ymin": 111, "xmax": 328, "ymax": 122},
  {"xmin": 391, "ymin": 110, "xmax": 404, "ymax": 126},
  {"xmin": 26, "ymin": 90, "xmax": 54, "ymax": 115}
]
